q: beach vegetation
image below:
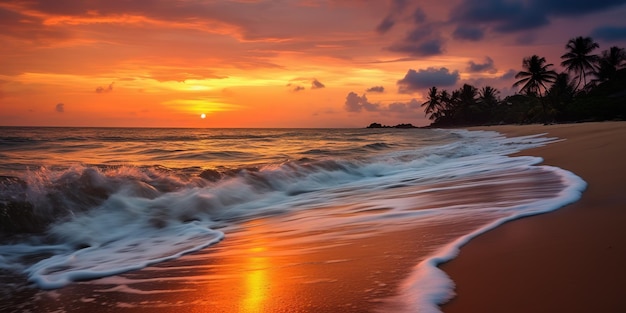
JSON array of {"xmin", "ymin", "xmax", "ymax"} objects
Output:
[
  {"xmin": 514, "ymin": 55, "xmax": 558, "ymax": 97},
  {"xmin": 561, "ymin": 36, "xmax": 600, "ymax": 91},
  {"xmin": 421, "ymin": 36, "xmax": 626, "ymax": 127},
  {"xmin": 513, "ymin": 55, "xmax": 558, "ymax": 122},
  {"xmin": 592, "ymin": 46, "xmax": 626, "ymax": 86},
  {"xmin": 422, "ymin": 86, "xmax": 441, "ymax": 121}
]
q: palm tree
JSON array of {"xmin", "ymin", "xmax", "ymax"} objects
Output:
[
  {"xmin": 453, "ymin": 84, "xmax": 479, "ymax": 124},
  {"xmin": 478, "ymin": 86, "xmax": 500, "ymax": 107},
  {"xmin": 593, "ymin": 46, "xmax": 626, "ymax": 84},
  {"xmin": 421, "ymin": 86, "xmax": 440, "ymax": 120},
  {"xmin": 514, "ymin": 55, "xmax": 557, "ymax": 122},
  {"xmin": 548, "ymin": 73, "xmax": 576, "ymax": 100},
  {"xmin": 513, "ymin": 55, "xmax": 557, "ymax": 97},
  {"xmin": 547, "ymin": 73, "xmax": 576, "ymax": 117},
  {"xmin": 439, "ymin": 89, "xmax": 451, "ymax": 107},
  {"xmin": 458, "ymin": 84, "xmax": 478, "ymax": 106},
  {"xmin": 436, "ymin": 89, "xmax": 453, "ymax": 123},
  {"xmin": 560, "ymin": 36, "xmax": 600, "ymax": 90}
]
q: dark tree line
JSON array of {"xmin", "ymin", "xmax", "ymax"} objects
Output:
[{"xmin": 423, "ymin": 36, "xmax": 626, "ymax": 126}]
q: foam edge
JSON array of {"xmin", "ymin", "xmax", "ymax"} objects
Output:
[{"xmin": 382, "ymin": 166, "xmax": 587, "ymax": 313}]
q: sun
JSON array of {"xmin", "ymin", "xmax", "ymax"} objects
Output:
[{"xmin": 200, "ymin": 113, "xmax": 206, "ymax": 119}]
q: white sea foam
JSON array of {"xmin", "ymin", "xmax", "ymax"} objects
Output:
[
  {"xmin": 380, "ymin": 164, "xmax": 587, "ymax": 313},
  {"xmin": 27, "ymin": 222, "xmax": 223, "ymax": 289}
]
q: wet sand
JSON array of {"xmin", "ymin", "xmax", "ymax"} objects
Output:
[{"xmin": 441, "ymin": 121, "xmax": 626, "ymax": 312}]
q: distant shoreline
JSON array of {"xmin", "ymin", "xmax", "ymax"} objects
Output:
[{"xmin": 365, "ymin": 122, "xmax": 419, "ymax": 128}]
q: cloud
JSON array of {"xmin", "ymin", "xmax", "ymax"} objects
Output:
[
  {"xmin": 0, "ymin": 6, "xmax": 73, "ymax": 44},
  {"xmin": 388, "ymin": 38, "xmax": 445, "ymax": 56},
  {"xmin": 366, "ymin": 86, "xmax": 385, "ymax": 93},
  {"xmin": 467, "ymin": 56, "xmax": 496, "ymax": 73},
  {"xmin": 450, "ymin": 0, "xmax": 549, "ymax": 33},
  {"xmin": 6, "ymin": 0, "xmax": 389, "ymax": 54},
  {"xmin": 287, "ymin": 79, "xmax": 324, "ymax": 91},
  {"xmin": 311, "ymin": 79, "xmax": 325, "ymax": 89},
  {"xmin": 405, "ymin": 25, "xmax": 435, "ymax": 42},
  {"xmin": 450, "ymin": 0, "xmax": 626, "ymax": 35},
  {"xmin": 494, "ymin": 13, "xmax": 548, "ymax": 33},
  {"xmin": 375, "ymin": 0, "xmax": 410, "ymax": 34},
  {"xmin": 515, "ymin": 32, "xmax": 537, "ymax": 44},
  {"xmin": 540, "ymin": 0, "xmax": 626, "ymax": 16},
  {"xmin": 96, "ymin": 82, "xmax": 114, "ymax": 93},
  {"xmin": 412, "ymin": 7, "xmax": 427, "ymax": 24},
  {"xmin": 500, "ymin": 69, "xmax": 517, "ymax": 80},
  {"xmin": 343, "ymin": 93, "xmax": 424, "ymax": 120},
  {"xmin": 343, "ymin": 92, "xmax": 423, "ymax": 117},
  {"xmin": 55, "ymin": 103, "xmax": 64, "ymax": 113},
  {"xmin": 452, "ymin": 26, "xmax": 484, "ymax": 41},
  {"xmin": 344, "ymin": 92, "xmax": 380, "ymax": 112},
  {"xmin": 591, "ymin": 26, "xmax": 626, "ymax": 42},
  {"xmin": 379, "ymin": 2, "xmax": 446, "ymax": 57},
  {"xmin": 397, "ymin": 67, "xmax": 460, "ymax": 94},
  {"xmin": 147, "ymin": 68, "xmax": 225, "ymax": 82},
  {"xmin": 386, "ymin": 17, "xmax": 447, "ymax": 57},
  {"xmin": 387, "ymin": 99, "xmax": 421, "ymax": 113},
  {"xmin": 376, "ymin": 16, "xmax": 396, "ymax": 34}
]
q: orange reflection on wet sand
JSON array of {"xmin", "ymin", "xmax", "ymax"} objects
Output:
[{"xmin": 240, "ymin": 246, "xmax": 270, "ymax": 312}]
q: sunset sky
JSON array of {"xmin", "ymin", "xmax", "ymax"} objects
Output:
[{"xmin": 1, "ymin": 0, "xmax": 625, "ymax": 128}]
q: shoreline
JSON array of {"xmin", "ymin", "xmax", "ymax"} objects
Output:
[
  {"xmin": 6, "ymin": 122, "xmax": 625, "ymax": 312},
  {"xmin": 440, "ymin": 121, "xmax": 626, "ymax": 312}
]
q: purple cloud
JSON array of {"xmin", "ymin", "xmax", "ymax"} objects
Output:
[
  {"xmin": 375, "ymin": 0, "xmax": 411, "ymax": 34},
  {"xmin": 450, "ymin": 0, "xmax": 626, "ymax": 34},
  {"xmin": 397, "ymin": 67, "xmax": 460, "ymax": 94},
  {"xmin": 388, "ymin": 38, "xmax": 445, "ymax": 56},
  {"xmin": 467, "ymin": 56, "xmax": 496, "ymax": 73},
  {"xmin": 592, "ymin": 26, "xmax": 626, "ymax": 42},
  {"xmin": 453, "ymin": 26, "xmax": 485, "ymax": 41},
  {"xmin": 344, "ymin": 92, "xmax": 380, "ymax": 112},
  {"xmin": 387, "ymin": 99, "xmax": 421, "ymax": 113}
]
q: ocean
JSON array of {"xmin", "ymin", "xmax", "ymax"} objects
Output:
[{"xmin": 0, "ymin": 127, "xmax": 586, "ymax": 312}]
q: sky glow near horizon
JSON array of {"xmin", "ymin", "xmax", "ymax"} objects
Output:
[{"xmin": 1, "ymin": 0, "xmax": 625, "ymax": 128}]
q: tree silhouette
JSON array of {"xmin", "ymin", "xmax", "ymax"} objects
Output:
[
  {"xmin": 453, "ymin": 84, "xmax": 479, "ymax": 124},
  {"xmin": 547, "ymin": 73, "xmax": 576, "ymax": 118},
  {"xmin": 421, "ymin": 86, "xmax": 440, "ymax": 120},
  {"xmin": 418, "ymin": 36, "xmax": 625, "ymax": 127},
  {"xmin": 478, "ymin": 86, "xmax": 500, "ymax": 108},
  {"xmin": 514, "ymin": 55, "xmax": 557, "ymax": 122},
  {"xmin": 513, "ymin": 55, "xmax": 557, "ymax": 97},
  {"xmin": 437, "ymin": 89, "xmax": 454, "ymax": 122},
  {"xmin": 458, "ymin": 84, "xmax": 478, "ymax": 105},
  {"xmin": 593, "ymin": 46, "xmax": 626, "ymax": 84},
  {"xmin": 561, "ymin": 36, "xmax": 599, "ymax": 90}
]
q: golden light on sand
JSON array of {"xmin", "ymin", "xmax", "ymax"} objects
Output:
[{"xmin": 241, "ymin": 255, "xmax": 269, "ymax": 312}]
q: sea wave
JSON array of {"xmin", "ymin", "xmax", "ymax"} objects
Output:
[{"xmin": 0, "ymin": 128, "xmax": 584, "ymax": 311}]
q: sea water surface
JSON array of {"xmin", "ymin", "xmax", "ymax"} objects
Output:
[{"xmin": 0, "ymin": 127, "xmax": 585, "ymax": 312}]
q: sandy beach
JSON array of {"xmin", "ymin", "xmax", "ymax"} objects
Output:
[{"xmin": 441, "ymin": 121, "xmax": 626, "ymax": 312}]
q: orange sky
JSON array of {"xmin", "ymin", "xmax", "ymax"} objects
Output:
[{"xmin": 1, "ymin": 0, "xmax": 625, "ymax": 127}]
